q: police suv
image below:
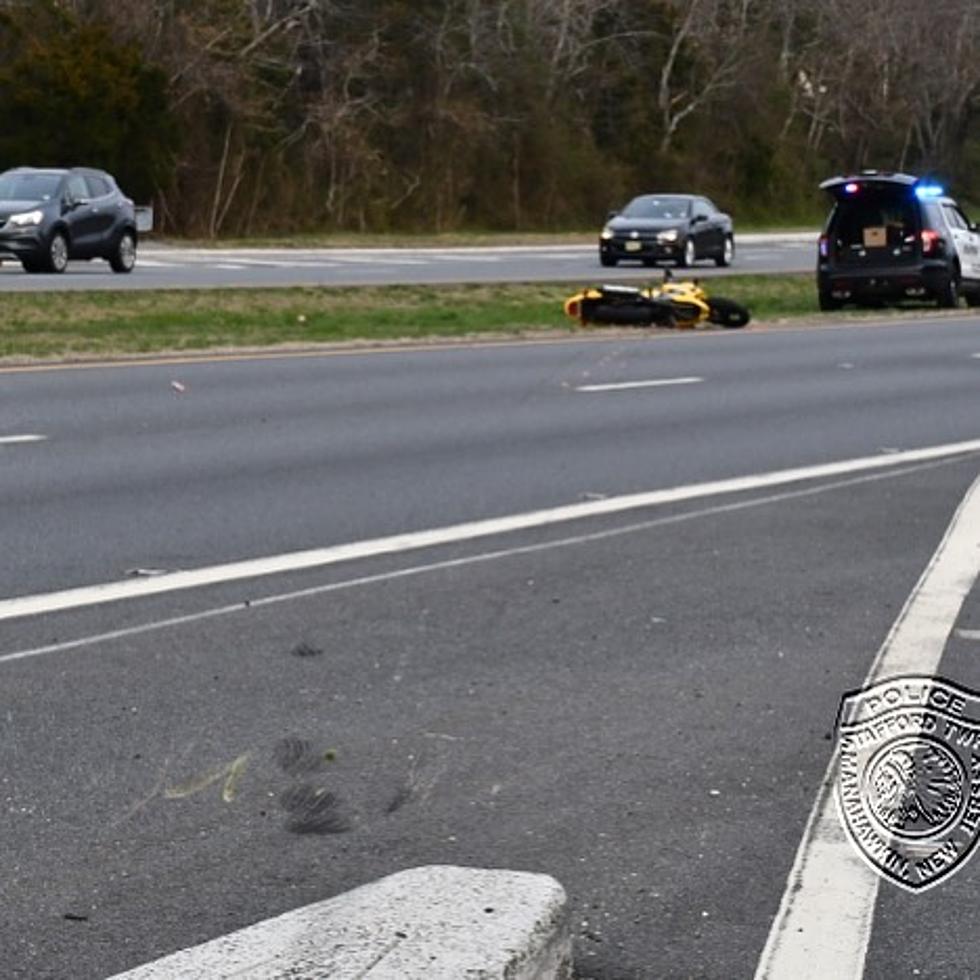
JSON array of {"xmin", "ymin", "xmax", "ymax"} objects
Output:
[{"xmin": 817, "ymin": 172, "xmax": 980, "ymax": 310}]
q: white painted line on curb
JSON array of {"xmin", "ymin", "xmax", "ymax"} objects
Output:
[
  {"xmin": 954, "ymin": 628, "xmax": 980, "ymax": 640},
  {"xmin": 754, "ymin": 470, "xmax": 980, "ymax": 980},
  {"xmin": 107, "ymin": 866, "xmax": 571, "ymax": 980},
  {"xmin": 2, "ymin": 438, "xmax": 980, "ymax": 625},
  {"xmin": 0, "ymin": 434, "xmax": 46, "ymax": 445},
  {"xmin": 576, "ymin": 377, "xmax": 703, "ymax": 392}
]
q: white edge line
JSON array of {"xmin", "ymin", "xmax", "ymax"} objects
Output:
[
  {"xmin": 2, "ymin": 438, "xmax": 980, "ymax": 624},
  {"xmin": 0, "ymin": 457, "xmax": 959, "ymax": 667},
  {"xmin": 753, "ymin": 469, "xmax": 980, "ymax": 979},
  {"xmin": 576, "ymin": 377, "xmax": 703, "ymax": 392},
  {"xmin": 0, "ymin": 434, "xmax": 46, "ymax": 445}
]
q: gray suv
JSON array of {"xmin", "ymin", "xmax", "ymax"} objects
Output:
[
  {"xmin": 0, "ymin": 166, "xmax": 139, "ymax": 274},
  {"xmin": 818, "ymin": 171, "xmax": 980, "ymax": 310}
]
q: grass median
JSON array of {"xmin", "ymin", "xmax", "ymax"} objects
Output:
[{"xmin": 1, "ymin": 273, "xmax": 825, "ymax": 362}]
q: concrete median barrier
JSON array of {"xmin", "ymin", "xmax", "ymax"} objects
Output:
[{"xmin": 108, "ymin": 865, "xmax": 572, "ymax": 979}]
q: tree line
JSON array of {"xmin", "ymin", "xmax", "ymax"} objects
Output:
[{"xmin": 1, "ymin": 0, "xmax": 979, "ymax": 236}]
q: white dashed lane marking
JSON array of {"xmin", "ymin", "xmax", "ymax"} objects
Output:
[
  {"xmin": 576, "ymin": 377, "xmax": 703, "ymax": 392},
  {"xmin": 0, "ymin": 434, "xmax": 46, "ymax": 445},
  {"xmin": 953, "ymin": 628, "xmax": 980, "ymax": 640}
]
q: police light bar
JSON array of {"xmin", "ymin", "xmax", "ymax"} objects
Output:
[{"xmin": 914, "ymin": 184, "xmax": 944, "ymax": 199}]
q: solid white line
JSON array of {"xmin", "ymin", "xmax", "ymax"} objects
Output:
[
  {"xmin": 754, "ymin": 470, "xmax": 980, "ymax": 979},
  {"xmin": 0, "ymin": 434, "xmax": 46, "ymax": 445},
  {"xmin": 954, "ymin": 628, "xmax": 980, "ymax": 640},
  {"xmin": 576, "ymin": 377, "xmax": 703, "ymax": 392},
  {"xmin": 2, "ymin": 438, "xmax": 980, "ymax": 625},
  {"xmin": 0, "ymin": 458, "xmax": 956, "ymax": 666}
]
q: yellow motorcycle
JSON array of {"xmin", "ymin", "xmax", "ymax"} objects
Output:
[{"xmin": 564, "ymin": 271, "xmax": 750, "ymax": 329}]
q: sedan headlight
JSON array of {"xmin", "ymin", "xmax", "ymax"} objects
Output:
[
  {"xmin": 600, "ymin": 226, "xmax": 615, "ymax": 240},
  {"xmin": 656, "ymin": 228, "xmax": 680, "ymax": 243},
  {"xmin": 7, "ymin": 209, "xmax": 44, "ymax": 228}
]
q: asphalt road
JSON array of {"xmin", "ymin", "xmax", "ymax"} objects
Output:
[
  {"xmin": 0, "ymin": 234, "xmax": 815, "ymax": 291},
  {"xmin": 3, "ymin": 316, "xmax": 980, "ymax": 979}
]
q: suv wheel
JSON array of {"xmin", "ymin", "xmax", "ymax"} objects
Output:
[
  {"xmin": 938, "ymin": 272, "xmax": 960, "ymax": 309},
  {"xmin": 110, "ymin": 231, "xmax": 137, "ymax": 273},
  {"xmin": 45, "ymin": 231, "xmax": 69, "ymax": 274},
  {"xmin": 818, "ymin": 288, "xmax": 841, "ymax": 312},
  {"xmin": 678, "ymin": 238, "xmax": 696, "ymax": 268}
]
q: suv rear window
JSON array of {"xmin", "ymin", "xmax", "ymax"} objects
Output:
[{"xmin": 830, "ymin": 188, "xmax": 918, "ymax": 250}]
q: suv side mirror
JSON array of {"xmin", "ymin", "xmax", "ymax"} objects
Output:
[
  {"xmin": 606, "ymin": 210, "xmax": 618, "ymax": 221},
  {"xmin": 692, "ymin": 214, "xmax": 708, "ymax": 224}
]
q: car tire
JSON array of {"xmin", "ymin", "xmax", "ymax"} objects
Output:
[
  {"xmin": 818, "ymin": 288, "xmax": 841, "ymax": 312},
  {"xmin": 678, "ymin": 238, "xmax": 696, "ymax": 268},
  {"xmin": 938, "ymin": 272, "xmax": 960, "ymax": 309},
  {"xmin": 44, "ymin": 231, "xmax": 69, "ymax": 274},
  {"xmin": 600, "ymin": 253, "xmax": 617, "ymax": 268},
  {"xmin": 109, "ymin": 230, "xmax": 137, "ymax": 273},
  {"xmin": 715, "ymin": 235, "xmax": 734, "ymax": 267},
  {"xmin": 964, "ymin": 288, "xmax": 980, "ymax": 308}
]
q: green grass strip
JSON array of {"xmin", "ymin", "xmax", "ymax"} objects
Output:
[{"xmin": 0, "ymin": 273, "xmax": 838, "ymax": 361}]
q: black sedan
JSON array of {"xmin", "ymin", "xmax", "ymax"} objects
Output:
[
  {"xmin": 0, "ymin": 166, "xmax": 139, "ymax": 274},
  {"xmin": 599, "ymin": 194, "xmax": 734, "ymax": 268}
]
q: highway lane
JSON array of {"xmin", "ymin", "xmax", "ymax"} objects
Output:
[
  {"xmin": 3, "ymin": 318, "xmax": 980, "ymax": 978},
  {"xmin": 0, "ymin": 233, "xmax": 815, "ymax": 291},
  {"xmin": 2, "ymin": 317, "xmax": 980, "ymax": 601}
]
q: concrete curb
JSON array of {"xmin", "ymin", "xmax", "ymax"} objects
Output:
[{"xmin": 107, "ymin": 866, "xmax": 572, "ymax": 979}]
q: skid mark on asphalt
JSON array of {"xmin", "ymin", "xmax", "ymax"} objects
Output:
[
  {"xmin": 0, "ymin": 457, "xmax": 975, "ymax": 667},
  {"xmin": 152, "ymin": 734, "xmax": 351, "ymax": 835},
  {"xmin": 163, "ymin": 752, "xmax": 251, "ymax": 804},
  {"xmin": 122, "ymin": 725, "xmax": 454, "ymax": 837},
  {"xmin": 4, "ymin": 439, "xmax": 980, "ymax": 626}
]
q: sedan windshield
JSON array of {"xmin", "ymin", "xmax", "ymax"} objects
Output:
[
  {"xmin": 621, "ymin": 197, "xmax": 691, "ymax": 220},
  {"xmin": 0, "ymin": 172, "xmax": 61, "ymax": 201}
]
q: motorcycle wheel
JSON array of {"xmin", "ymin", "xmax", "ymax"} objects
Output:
[{"xmin": 707, "ymin": 296, "xmax": 750, "ymax": 328}]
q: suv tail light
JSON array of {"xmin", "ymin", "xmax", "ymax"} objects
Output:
[
  {"xmin": 819, "ymin": 234, "xmax": 829, "ymax": 258},
  {"xmin": 921, "ymin": 229, "xmax": 942, "ymax": 255}
]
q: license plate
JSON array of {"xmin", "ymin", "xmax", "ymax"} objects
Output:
[{"xmin": 625, "ymin": 241, "xmax": 642, "ymax": 252}]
